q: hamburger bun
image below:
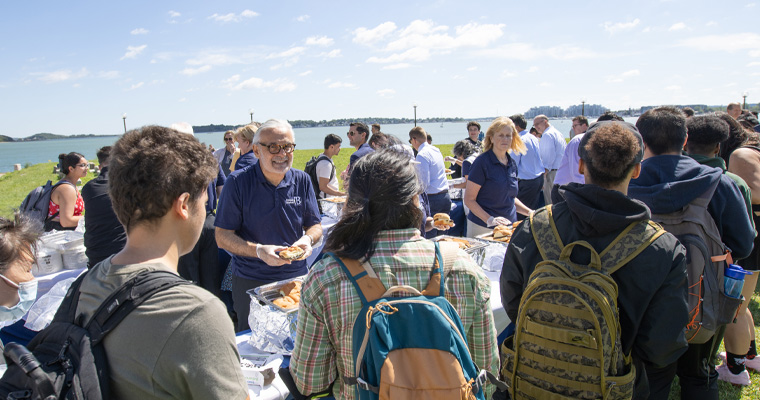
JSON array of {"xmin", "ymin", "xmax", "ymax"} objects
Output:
[
  {"xmin": 279, "ymin": 246, "xmax": 306, "ymax": 261},
  {"xmin": 493, "ymin": 225, "xmax": 513, "ymax": 240},
  {"xmin": 433, "ymin": 213, "xmax": 455, "ymax": 229}
]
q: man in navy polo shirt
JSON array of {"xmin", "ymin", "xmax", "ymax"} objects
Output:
[
  {"xmin": 409, "ymin": 126, "xmax": 451, "ymax": 238},
  {"xmin": 215, "ymin": 118, "xmax": 322, "ymax": 332}
]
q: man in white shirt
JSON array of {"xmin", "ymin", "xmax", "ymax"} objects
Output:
[
  {"xmin": 554, "ymin": 115, "xmax": 589, "ymax": 189},
  {"xmin": 315, "ymin": 134, "xmax": 345, "ymax": 198},
  {"xmin": 534, "ymin": 114, "xmax": 566, "ymax": 205},
  {"xmin": 409, "ymin": 126, "xmax": 450, "ymax": 238}
]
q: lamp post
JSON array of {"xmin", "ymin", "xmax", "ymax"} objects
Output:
[
  {"xmin": 249, "ymin": 108, "xmax": 254, "ymax": 123},
  {"xmin": 413, "ymin": 103, "xmax": 417, "ymax": 127},
  {"xmin": 122, "ymin": 113, "xmax": 127, "ymax": 133},
  {"xmin": 743, "ymin": 92, "xmax": 748, "ymax": 109},
  {"xmin": 581, "ymin": 99, "xmax": 586, "ymax": 116}
]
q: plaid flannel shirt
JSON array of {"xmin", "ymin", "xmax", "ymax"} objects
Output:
[{"xmin": 291, "ymin": 228, "xmax": 499, "ymax": 399}]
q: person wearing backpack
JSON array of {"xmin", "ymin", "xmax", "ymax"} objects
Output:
[
  {"xmin": 73, "ymin": 126, "xmax": 249, "ymax": 399},
  {"xmin": 501, "ymin": 121, "xmax": 689, "ymax": 399},
  {"xmin": 291, "ymin": 149, "xmax": 501, "ymax": 399},
  {"xmin": 45, "ymin": 152, "xmax": 89, "ymax": 231},
  {"xmin": 628, "ymin": 107, "xmax": 755, "ymax": 399},
  {"xmin": 309, "ymin": 133, "xmax": 345, "ymax": 199}
]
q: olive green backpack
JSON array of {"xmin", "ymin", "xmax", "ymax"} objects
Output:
[{"xmin": 501, "ymin": 206, "xmax": 665, "ymax": 400}]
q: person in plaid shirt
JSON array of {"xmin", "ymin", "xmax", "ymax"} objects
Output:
[{"xmin": 290, "ymin": 149, "xmax": 500, "ymax": 399}]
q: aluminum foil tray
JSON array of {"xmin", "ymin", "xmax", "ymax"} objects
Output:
[
  {"xmin": 250, "ymin": 277, "xmax": 304, "ymax": 314},
  {"xmin": 318, "ymin": 196, "xmax": 347, "ymax": 219},
  {"xmin": 432, "ymin": 235, "xmax": 489, "ymax": 266}
]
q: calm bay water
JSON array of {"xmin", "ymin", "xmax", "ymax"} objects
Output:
[{"xmin": 0, "ymin": 118, "xmax": 638, "ymax": 173}]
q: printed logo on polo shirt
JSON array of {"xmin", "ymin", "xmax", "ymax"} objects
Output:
[{"xmin": 285, "ymin": 196, "xmax": 302, "ymax": 206}]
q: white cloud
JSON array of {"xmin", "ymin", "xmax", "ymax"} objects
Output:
[
  {"xmin": 367, "ymin": 48, "xmax": 431, "ymax": 63},
  {"xmin": 377, "ymin": 89, "xmax": 395, "ymax": 97},
  {"xmin": 186, "ymin": 53, "xmax": 243, "ymax": 66},
  {"xmin": 328, "ymin": 81, "xmax": 356, "ymax": 89},
  {"xmin": 168, "ymin": 10, "xmax": 181, "ymax": 18},
  {"xmin": 120, "ymin": 45, "xmax": 147, "ymax": 60},
  {"xmin": 353, "ymin": 22, "xmax": 397, "ymax": 45},
  {"xmin": 500, "ymin": 70, "xmax": 516, "ymax": 79},
  {"xmin": 36, "ymin": 67, "xmax": 89, "ymax": 83},
  {"xmin": 747, "ymin": 2, "xmax": 757, "ymax": 7},
  {"xmin": 527, "ymin": 66, "xmax": 539, "ymax": 73},
  {"xmin": 98, "ymin": 70, "xmax": 119, "ymax": 79},
  {"xmin": 180, "ymin": 65, "xmax": 212, "ymax": 76},
  {"xmin": 669, "ymin": 22, "xmax": 687, "ymax": 31},
  {"xmin": 299, "ymin": 70, "xmax": 312, "ymax": 76},
  {"xmin": 179, "ymin": 97, "xmax": 187, "ymax": 102},
  {"xmin": 208, "ymin": 10, "xmax": 259, "ymax": 23},
  {"xmin": 606, "ymin": 70, "xmax": 639, "ymax": 83},
  {"xmin": 227, "ymin": 76, "xmax": 296, "ymax": 92},
  {"xmin": 747, "ymin": 61, "xmax": 760, "ymax": 67},
  {"xmin": 296, "ymin": 15, "xmax": 310, "ymax": 22},
  {"xmin": 267, "ymin": 47, "xmax": 306, "ymax": 59},
  {"xmin": 127, "ymin": 82, "xmax": 144, "ymax": 91},
  {"xmin": 706, "ymin": 21, "xmax": 718, "ymax": 27},
  {"xmin": 320, "ymin": 49, "xmax": 341, "ymax": 58},
  {"xmin": 305, "ymin": 36, "xmax": 334, "ymax": 46},
  {"xmin": 474, "ymin": 43, "xmax": 600, "ymax": 61},
  {"xmin": 382, "ymin": 63, "xmax": 411, "ymax": 70},
  {"xmin": 678, "ymin": 33, "xmax": 760, "ymax": 53},
  {"xmin": 384, "ymin": 20, "xmax": 504, "ymax": 52},
  {"xmin": 602, "ymin": 19, "xmax": 640, "ymax": 34},
  {"xmin": 665, "ymin": 85, "xmax": 681, "ymax": 91},
  {"xmin": 467, "ymin": 66, "xmax": 477, "ymax": 71},
  {"xmin": 539, "ymin": 82, "xmax": 551, "ymax": 87},
  {"xmin": 131, "ymin": 28, "xmax": 148, "ymax": 35}
]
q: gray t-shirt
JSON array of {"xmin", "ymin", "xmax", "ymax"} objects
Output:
[{"xmin": 76, "ymin": 258, "xmax": 248, "ymax": 399}]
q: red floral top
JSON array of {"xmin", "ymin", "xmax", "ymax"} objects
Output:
[{"xmin": 48, "ymin": 182, "xmax": 84, "ymax": 218}]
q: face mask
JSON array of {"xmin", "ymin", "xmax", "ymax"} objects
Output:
[{"xmin": 0, "ymin": 274, "xmax": 38, "ymax": 324}]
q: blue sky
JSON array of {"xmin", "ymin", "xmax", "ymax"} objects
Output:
[{"xmin": 1, "ymin": 1, "xmax": 758, "ymax": 137}]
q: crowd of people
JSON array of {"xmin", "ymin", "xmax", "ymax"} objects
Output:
[{"xmin": 1, "ymin": 104, "xmax": 759, "ymax": 400}]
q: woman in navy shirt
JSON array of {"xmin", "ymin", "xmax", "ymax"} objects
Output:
[{"xmin": 465, "ymin": 117, "xmax": 534, "ymax": 237}]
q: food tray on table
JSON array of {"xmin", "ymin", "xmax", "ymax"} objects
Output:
[
  {"xmin": 431, "ymin": 236, "xmax": 489, "ymax": 266},
  {"xmin": 318, "ymin": 196, "xmax": 347, "ymax": 219},
  {"xmin": 250, "ymin": 277, "xmax": 304, "ymax": 314},
  {"xmin": 475, "ymin": 222, "xmax": 523, "ymax": 246}
]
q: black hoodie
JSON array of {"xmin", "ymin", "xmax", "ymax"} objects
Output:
[{"xmin": 501, "ymin": 183, "xmax": 688, "ymax": 398}]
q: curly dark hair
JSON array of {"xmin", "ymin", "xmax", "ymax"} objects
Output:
[
  {"xmin": 685, "ymin": 116, "xmax": 729, "ymax": 155},
  {"xmin": 583, "ymin": 123, "xmax": 641, "ymax": 186},
  {"xmin": 0, "ymin": 212, "xmax": 41, "ymax": 274},
  {"xmin": 325, "ymin": 149, "xmax": 423, "ymax": 261},
  {"xmin": 108, "ymin": 125, "xmax": 217, "ymax": 232}
]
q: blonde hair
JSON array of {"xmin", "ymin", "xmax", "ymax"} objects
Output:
[
  {"xmin": 236, "ymin": 123, "xmax": 258, "ymax": 143},
  {"xmin": 483, "ymin": 117, "xmax": 526, "ymax": 155}
]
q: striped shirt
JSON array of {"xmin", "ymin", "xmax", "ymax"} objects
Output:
[{"xmin": 291, "ymin": 228, "xmax": 499, "ymax": 399}]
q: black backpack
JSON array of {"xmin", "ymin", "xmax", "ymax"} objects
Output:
[
  {"xmin": 18, "ymin": 181, "xmax": 72, "ymax": 226},
  {"xmin": 0, "ymin": 270, "xmax": 190, "ymax": 400},
  {"xmin": 304, "ymin": 155, "xmax": 333, "ymax": 199}
]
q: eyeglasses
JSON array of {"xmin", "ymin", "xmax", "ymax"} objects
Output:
[
  {"xmin": 224, "ymin": 137, "xmax": 234, "ymax": 142},
  {"xmin": 76, "ymin": 163, "xmax": 88, "ymax": 168},
  {"xmin": 347, "ymin": 131, "xmax": 356, "ymax": 137},
  {"xmin": 257, "ymin": 142, "xmax": 296, "ymax": 154}
]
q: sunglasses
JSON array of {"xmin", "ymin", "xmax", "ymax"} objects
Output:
[
  {"xmin": 257, "ymin": 142, "xmax": 296, "ymax": 154},
  {"xmin": 224, "ymin": 137, "xmax": 234, "ymax": 142},
  {"xmin": 76, "ymin": 163, "xmax": 88, "ymax": 168},
  {"xmin": 347, "ymin": 131, "xmax": 356, "ymax": 137}
]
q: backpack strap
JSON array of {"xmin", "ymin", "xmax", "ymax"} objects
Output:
[
  {"xmin": 51, "ymin": 270, "xmax": 89, "ymax": 324},
  {"xmin": 84, "ymin": 270, "xmax": 190, "ymax": 344},
  {"xmin": 599, "ymin": 220, "xmax": 667, "ymax": 275},
  {"xmin": 530, "ymin": 205, "xmax": 564, "ymax": 260},
  {"xmin": 325, "ymin": 252, "xmax": 387, "ymax": 305},
  {"xmin": 422, "ymin": 241, "xmax": 457, "ymax": 297}
]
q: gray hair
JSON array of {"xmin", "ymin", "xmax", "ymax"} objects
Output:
[{"xmin": 254, "ymin": 119, "xmax": 294, "ymax": 143}]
